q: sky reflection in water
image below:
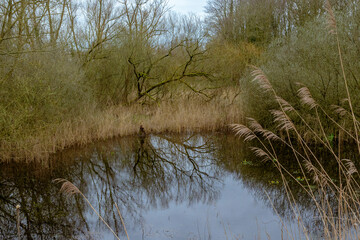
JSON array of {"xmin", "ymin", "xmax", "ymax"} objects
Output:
[{"xmin": 0, "ymin": 133, "xmax": 314, "ymax": 240}]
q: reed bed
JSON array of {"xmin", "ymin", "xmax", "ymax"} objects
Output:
[
  {"xmin": 232, "ymin": 2, "xmax": 360, "ymax": 239},
  {"xmin": 0, "ymin": 88, "xmax": 242, "ymax": 162}
]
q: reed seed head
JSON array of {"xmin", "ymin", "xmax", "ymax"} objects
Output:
[
  {"xmin": 53, "ymin": 178, "xmax": 81, "ymax": 197},
  {"xmin": 325, "ymin": 0, "xmax": 337, "ymax": 34}
]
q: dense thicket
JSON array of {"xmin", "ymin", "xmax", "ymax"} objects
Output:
[
  {"xmin": 1, "ymin": 0, "xmax": 360, "ymax": 159},
  {"xmin": 205, "ymin": 0, "xmax": 360, "ymax": 130},
  {"xmin": 0, "ymin": 0, "xmax": 216, "ymax": 148},
  {"xmin": 205, "ymin": 0, "xmax": 358, "ymax": 44}
]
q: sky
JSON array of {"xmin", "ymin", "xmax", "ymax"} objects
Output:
[{"xmin": 167, "ymin": 0, "xmax": 208, "ymax": 16}]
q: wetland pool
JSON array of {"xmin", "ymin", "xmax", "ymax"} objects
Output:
[{"xmin": 0, "ymin": 133, "xmax": 327, "ymax": 239}]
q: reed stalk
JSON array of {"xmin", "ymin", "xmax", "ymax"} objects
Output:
[
  {"xmin": 54, "ymin": 179, "xmax": 124, "ymax": 240},
  {"xmin": 232, "ymin": 2, "xmax": 360, "ymax": 239},
  {"xmin": 16, "ymin": 205, "xmax": 20, "ymax": 240}
]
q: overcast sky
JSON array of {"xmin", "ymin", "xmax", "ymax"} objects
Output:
[{"xmin": 167, "ymin": 0, "xmax": 208, "ymax": 16}]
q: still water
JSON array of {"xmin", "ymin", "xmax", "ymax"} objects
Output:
[{"xmin": 0, "ymin": 133, "xmax": 322, "ymax": 239}]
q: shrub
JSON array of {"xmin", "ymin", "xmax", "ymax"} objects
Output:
[
  {"xmin": 242, "ymin": 13, "xmax": 360, "ymax": 131},
  {"xmin": 0, "ymin": 52, "xmax": 93, "ymax": 142}
]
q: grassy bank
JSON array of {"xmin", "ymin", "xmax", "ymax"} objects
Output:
[{"xmin": 0, "ymin": 89, "xmax": 242, "ymax": 162}]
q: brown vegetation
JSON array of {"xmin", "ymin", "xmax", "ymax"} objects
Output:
[
  {"xmin": 1, "ymin": 89, "xmax": 242, "ymax": 162},
  {"xmin": 4, "ymin": 0, "xmax": 360, "ymax": 238},
  {"xmin": 232, "ymin": 1, "xmax": 360, "ymax": 238},
  {"xmin": 0, "ymin": 0, "xmax": 251, "ymax": 162}
]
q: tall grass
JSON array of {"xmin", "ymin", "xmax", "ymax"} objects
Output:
[
  {"xmin": 0, "ymin": 88, "xmax": 243, "ymax": 162},
  {"xmin": 232, "ymin": 2, "xmax": 360, "ymax": 239}
]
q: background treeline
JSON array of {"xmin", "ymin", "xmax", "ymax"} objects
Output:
[
  {"xmin": 0, "ymin": 0, "xmax": 245, "ymax": 160},
  {"xmin": 206, "ymin": 0, "xmax": 360, "ymax": 133},
  {"xmin": 1, "ymin": 0, "xmax": 360, "ymax": 160},
  {"xmin": 206, "ymin": 0, "xmax": 353, "ymax": 44}
]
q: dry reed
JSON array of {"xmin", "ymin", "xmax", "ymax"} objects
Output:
[
  {"xmin": 232, "ymin": 2, "xmax": 360, "ymax": 239},
  {"xmin": 115, "ymin": 203, "xmax": 130, "ymax": 240},
  {"xmin": 54, "ymin": 178, "xmax": 126, "ymax": 240},
  {"xmin": 0, "ymin": 88, "xmax": 243, "ymax": 163},
  {"xmin": 16, "ymin": 204, "xmax": 20, "ymax": 240}
]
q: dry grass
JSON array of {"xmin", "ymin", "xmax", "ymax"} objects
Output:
[
  {"xmin": 0, "ymin": 88, "xmax": 243, "ymax": 162},
  {"xmin": 233, "ymin": 86, "xmax": 360, "ymax": 239},
  {"xmin": 232, "ymin": 3, "xmax": 360, "ymax": 238},
  {"xmin": 16, "ymin": 205, "xmax": 20, "ymax": 240},
  {"xmin": 233, "ymin": 73, "xmax": 360, "ymax": 239}
]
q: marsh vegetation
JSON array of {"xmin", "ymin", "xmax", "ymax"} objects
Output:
[
  {"xmin": 1, "ymin": 0, "xmax": 359, "ymax": 161},
  {"xmin": 2, "ymin": 0, "xmax": 360, "ymax": 239}
]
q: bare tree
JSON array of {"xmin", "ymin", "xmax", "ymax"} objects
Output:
[{"xmin": 128, "ymin": 39, "xmax": 210, "ymax": 103}]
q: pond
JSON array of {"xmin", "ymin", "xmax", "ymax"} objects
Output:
[{"xmin": 0, "ymin": 133, "xmax": 329, "ymax": 239}]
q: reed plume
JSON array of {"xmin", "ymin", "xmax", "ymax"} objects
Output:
[
  {"xmin": 16, "ymin": 205, "xmax": 20, "ymax": 240},
  {"xmin": 54, "ymin": 178, "xmax": 123, "ymax": 240}
]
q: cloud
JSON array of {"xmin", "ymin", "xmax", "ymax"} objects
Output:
[{"xmin": 168, "ymin": 0, "xmax": 207, "ymax": 15}]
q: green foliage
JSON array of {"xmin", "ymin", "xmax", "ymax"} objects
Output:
[
  {"xmin": 0, "ymin": 53, "xmax": 93, "ymax": 141},
  {"xmin": 205, "ymin": 0, "xmax": 339, "ymax": 45},
  {"xmin": 242, "ymin": 13, "xmax": 360, "ymax": 129},
  {"xmin": 205, "ymin": 40, "xmax": 262, "ymax": 85},
  {"xmin": 241, "ymin": 159, "xmax": 253, "ymax": 165},
  {"xmin": 269, "ymin": 180, "xmax": 280, "ymax": 185},
  {"xmin": 4, "ymin": 0, "xmax": 360, "ymax": 160}
]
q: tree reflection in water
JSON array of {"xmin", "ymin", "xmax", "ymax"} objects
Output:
[
  {"xmin": 0, "ymin": 133, "xmax": 344, "ymax": 239},
  {"xmin": 0, "ymin": 134, "xmax": 221, "ymax": 239}
]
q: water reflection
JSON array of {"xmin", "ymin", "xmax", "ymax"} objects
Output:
[{"xmin": 0, "ymin": 133, "xmax": 341, "ymax": 239}]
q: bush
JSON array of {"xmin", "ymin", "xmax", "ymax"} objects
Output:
[
  {"xmin": 205, "ymin": 40, "xmax": 262, "ymax": 85},
  {"xmin": 242, "ymin": 13, "xmax": 360, "ymax": 130},
  {"xmin": 0, "ymin": 52, "xmax": 93, "ymax": 142}
]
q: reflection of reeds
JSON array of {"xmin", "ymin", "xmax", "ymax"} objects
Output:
[
  {"xmin": 232, "ymin": 1, "xmax": 360, "ymax": 239},
  {"xmin": 54, "ymin": 178, "xmax": 129, "ymax": 240}
]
